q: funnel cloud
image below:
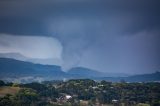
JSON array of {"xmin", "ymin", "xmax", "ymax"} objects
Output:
[{"xmin": 0, "ymin": 0, "xmax": 160, "ymax": 74}]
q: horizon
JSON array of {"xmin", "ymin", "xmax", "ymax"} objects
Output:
[
  {"xmin": 0, "ymin": 56, "xmax": 159, "ymax": 76},
  {"xmin": 0, "ymin": 0, "xmax": 160, "ymax": 74}
]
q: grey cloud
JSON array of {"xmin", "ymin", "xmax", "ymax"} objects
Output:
[
  {"xmin": 48, "ymin": 18, "xmax": 102, "ymax": 70},
  {"xmin": 0, "ymin": 0, "xmax": 160, "ymax": 73},
  {"xmin": 0, "ymin": 34, "xmax": 63, "ymax": 59}
]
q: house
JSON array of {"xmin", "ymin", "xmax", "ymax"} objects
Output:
[
  {"xmin": 112, "ymin": 99, "xmax": 118, "ymax": 103},
  {"xmin": 92, "ymin": 86, "xmax": 98, "ymax": 89},
  {"xmin": 58, "ymin": 94, "xmax": 72, "ymax": 103},
  {"xmin": 65, "ymin": 95, "xmax": 72, "ymax": 100}
]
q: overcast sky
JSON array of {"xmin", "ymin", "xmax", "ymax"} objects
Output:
[{"xmin": 0, "ymin": 0, "xmax": 160, "ymax": 74}]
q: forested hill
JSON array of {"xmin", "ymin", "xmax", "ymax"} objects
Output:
[{"xmin": 0, "ymin": 58, "xmax": 66, "ymax": 81}]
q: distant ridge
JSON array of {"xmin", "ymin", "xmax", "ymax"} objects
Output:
[
  {"xmin": 94, "ymin": 71, "xmax": 160, "ymax": 82},
  {"xmin": 0, "ymin": 52, "xmax": 62, "ymax": 65},
  {"xmin": 0, "ymin": 58, "xmax": 66, "ymax": 82},
  {"xmin": 67, "ymin": 67, "xmax": 105, "ymax": 78},
  {"xmin": 67, "ymin": 67, "xmax": 129, "ymax": 77},
  {"xmin": 0, "ymin": 57, "xmax": 159, "ymax": 83}
]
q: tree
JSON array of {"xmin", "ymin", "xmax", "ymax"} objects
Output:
[
  {"xmin": 16, "ymin": 88, "xmax": 39, "ymax": 106},
  {"xmin": 0, "ymin": 80, "xmax": 5, "ymax": 86}
]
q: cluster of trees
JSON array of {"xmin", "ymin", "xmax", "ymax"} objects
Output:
[
  {"xmin": 0, "ymin": 88, "xmax": 38, "ymax": 106},
  {"xmin": 57, "ymin": 79, "xmax": 160, "ymax": 105},
  {"xmin": 0, "ymin": 80, "xmax": 59, "ymax": 106},
  {"xmin": 0, "ymin": 79, "xmax": 160, "ymax": 106},
  {"xmin": 0, "ymin": 80, "xmax": 5, "ymax": 86}
]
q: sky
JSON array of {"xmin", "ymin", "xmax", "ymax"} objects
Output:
[{"xmin": 0, "ymin": 0, "xmax": 160, "ymax": 74}]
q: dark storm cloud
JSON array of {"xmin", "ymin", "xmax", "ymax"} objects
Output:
[
  {"xmin": 0, "ymin": 0, "xmax": 159, "ymax": 35},
  {"xmin": 0, "ymin": 0, "xmax": 160, "ymax": 73}
]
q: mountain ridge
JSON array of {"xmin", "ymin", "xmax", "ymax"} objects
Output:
[
  {"xmin": 0, "ymin": 57, "xmax": 159, "ymax": 83},
  {"xmin": 0, "ymin": 52, "xmax": 62, "ymax": 65}
]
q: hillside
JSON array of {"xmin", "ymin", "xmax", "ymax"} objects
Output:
[
  {"xmin": 68, "ymin": 67, "xmax": 129, "ymax": 77},
  {"xmin": 0, "ymin": 52, "xmax": 61, "ymax": 65},
  {"xmin": 0, "ymin": 58, "xmax": 66, "ymax": 82},
  {"xmin": 0, "ymin": 86, "xmax": 20, "ymax": 97},
  {"xmin": 95, "ymin": 72, "xmax": 160, "ymax": 82},
  {"xmin": 67, "ymin": 67, "xmax": 105, "ymax": 78}
]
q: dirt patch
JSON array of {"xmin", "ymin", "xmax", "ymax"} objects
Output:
[{"xmin": 0, "ymin": 86, "xmax": 20, "ymax": 97}]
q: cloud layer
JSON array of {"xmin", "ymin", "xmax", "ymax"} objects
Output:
[
  {"xmin": 0, "ymin": 34, "xmax": 62, "ymax": 59},
  {"xmin": 0, "ymin": 0, "xmax": 160, "ymax": 73}
]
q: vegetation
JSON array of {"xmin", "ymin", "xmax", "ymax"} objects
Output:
[{"xmin": 0, "ymin": 79, "xmax": 160, "ymax": 106}]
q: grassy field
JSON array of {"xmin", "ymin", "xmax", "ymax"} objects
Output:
[{"xmin": 0, "ymin": 86, "xmax": 20, "ymax": 97}]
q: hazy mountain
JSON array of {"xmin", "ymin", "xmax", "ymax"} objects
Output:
[
  {"xmin": 67, "ymin": 67, "xmax": 129, "ymax": 77},
  {"xmin": 0, "ymin": 52, "xmax": 62, "ymax": 65},
  {"xmin": 0, "ymin": 58, "xmax": 66, "ymax": 81},
  {"xmin": 67, "ymin": 67, "xmax": 105, "ymax": 78},
  {"xmin": 95, "ymin": 72, "xmax": 160, "ymax": 82},
  {"xmin": 125, "ymin": 71, "xmax": 160, "ymax": 82},
  {"xmin": 0, "ymin": 57, "xmax": 159, "ymax": 83}
]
